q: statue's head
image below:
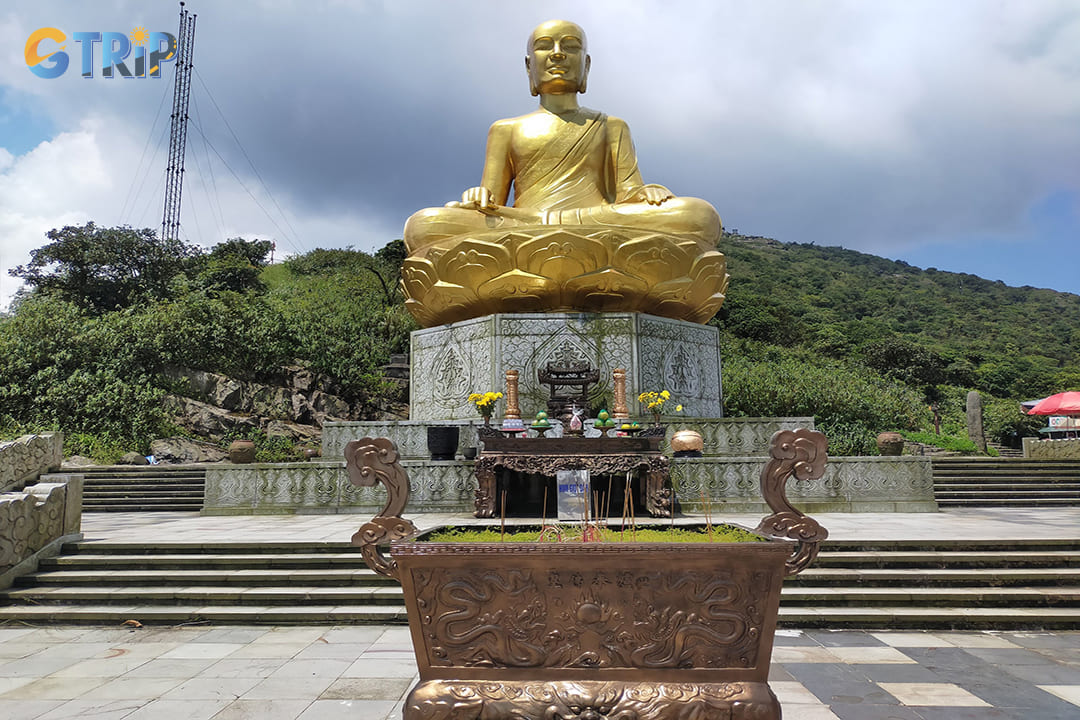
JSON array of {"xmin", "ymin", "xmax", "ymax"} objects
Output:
[{"xmin": 526, "ymin": 19, "xmax": 590, "ymax": 97}]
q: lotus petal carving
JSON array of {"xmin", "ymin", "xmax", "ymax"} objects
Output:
[{"xmin": 401, "ymin": 227, "xmax": 728, "ymax": 327}]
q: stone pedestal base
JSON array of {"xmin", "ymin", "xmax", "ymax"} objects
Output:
[{"xmin": 410, "ymin": 312, "xmax": 722, "ymax": 421}]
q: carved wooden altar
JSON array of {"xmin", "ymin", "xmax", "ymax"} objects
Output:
[{"xmin": 474, "ymin": 435, "xmax": 671, "ymax": 518}]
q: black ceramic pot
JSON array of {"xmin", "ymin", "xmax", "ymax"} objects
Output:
[{"xmin": 426, "ymin": 426, "xmax": 460, "ymax": 461}]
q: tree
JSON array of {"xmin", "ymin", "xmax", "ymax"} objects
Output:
[
  {"xmin": 10, "ymin": 223, "xmax": 198, "ymax": 313},
  {"xmin": 189, "ymin": 238, "xmax": 274, "ymax": 294}
]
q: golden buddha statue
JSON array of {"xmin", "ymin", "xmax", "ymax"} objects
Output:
[{"xmin": 402, "ymin": 19, "xmax": 729, "ymax": 328}]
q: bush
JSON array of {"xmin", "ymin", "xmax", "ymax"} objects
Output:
[
  {"xmin": 722, "ymin": 337, "xmax": 928, "ymax": 455},
  {"xmin": 221, "ymin": 428, "xmax": 303, "ymax": 463}
]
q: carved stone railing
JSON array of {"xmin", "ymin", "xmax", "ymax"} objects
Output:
[
  {"xmin": 0, "ymin": 434, "xmax": 83, "ymax": 589},
  {"xmin": 0, "ymin": 433, "xmax": 64, "ymax": 491}
]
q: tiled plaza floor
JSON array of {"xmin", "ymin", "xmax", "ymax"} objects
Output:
[{"xmin": 0, "ymin": 624, "xmax": 1077, "ymax": 719}]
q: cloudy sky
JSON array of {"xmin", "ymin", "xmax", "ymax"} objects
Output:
[{"xmin": 2, "ymin": 0, "xmax": 1079, "ymax": 308}]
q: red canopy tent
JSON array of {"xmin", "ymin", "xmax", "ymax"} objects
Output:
[{"xmin": 1027, "ymin": 391, "xmax": 1080, "ymax": 416}]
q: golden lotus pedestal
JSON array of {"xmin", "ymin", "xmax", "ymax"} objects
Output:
[{"xmin": 402, "ymin": 226, "xmax": 728, "ymax": 329}]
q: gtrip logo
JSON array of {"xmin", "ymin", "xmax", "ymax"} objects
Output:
[{"xmin": 25, "ymin": 27, "xmax": 178, "ymax": 79}]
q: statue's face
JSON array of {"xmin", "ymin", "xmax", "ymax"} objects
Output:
[{"xmin": 526, "ymin": 20, "xmax": 590, "ymax": 96}]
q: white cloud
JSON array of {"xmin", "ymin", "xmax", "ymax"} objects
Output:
[
  {"xmin": 0, "ymin": 121, "xmax": 110, "ymax": 307},
  {"xmin": 2, "ymin": 0, "xmax": 1080, "ymax": 301}
]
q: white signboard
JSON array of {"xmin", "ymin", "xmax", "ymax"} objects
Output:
[{"xmin": 556, "ymin": 469, "xmax": 590, "ymax": 521}]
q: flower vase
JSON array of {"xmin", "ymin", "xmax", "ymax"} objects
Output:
[{"xmin": 482, "ymin": 413, "xmax": 492, "ymax": 428}]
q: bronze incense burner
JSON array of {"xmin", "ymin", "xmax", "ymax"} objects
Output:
[{"xmin": 346, "ymin": 428, "xmax": 828, "ymax": 719}]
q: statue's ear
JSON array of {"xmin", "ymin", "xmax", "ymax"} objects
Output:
[
  {"xmin": 579, "ymin": 54, "xmax": 591, "ymax": 94},
  {"xmin": 526, "ymin": 56, "xmax": 539, "ymax": 96}
]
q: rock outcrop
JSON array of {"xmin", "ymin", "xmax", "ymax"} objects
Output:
[
  {"xmin": 150, "ymin": 437, "xmax": 229, "ymax": 464},
  {"xmin": 161, "ymin": 365, "xmax": 359, "ymax": 443}
]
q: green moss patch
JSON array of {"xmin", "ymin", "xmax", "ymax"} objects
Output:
[{"xmin": 423, "ymin": 524, "xmax": 763, "ymax": 543}]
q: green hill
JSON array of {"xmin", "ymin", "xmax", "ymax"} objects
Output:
[{"xmin": 1, "ymin": 224, "xmax": 1076, "ymax": 459}]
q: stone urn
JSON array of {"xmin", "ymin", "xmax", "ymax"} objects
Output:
[
  {"xmin": 345, "ymin": 430, "xmax": 829, "ymax": 720},
  {"xmin": 426, "ymin": 426, "xmax": 460, "ymax": 461},
  {"xmin": 227, "ymin": 439, "xmax": 256, "ymax": 464},
  {"xmin": 876, "ymin": 431, "xmax": 905, "ymax": 456},
  {"xmin": 671, "ymin": 428, "xmax": 705, "ymax": 457}
]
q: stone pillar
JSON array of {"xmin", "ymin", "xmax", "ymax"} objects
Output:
[{"xmin": 966, "ymin": 390, "xmax": 986, "ymax": 453}]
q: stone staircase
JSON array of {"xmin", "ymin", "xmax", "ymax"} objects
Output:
[
  {"xmin": 0, "ymin": 541, "xmax": 404, "ymax": 624},
  {"xmin": 987, "ymin": 441, "xmax": 1024, "ymax": 458},
  {"xmin": 781, "ymin": 539, "xmax": 1080, "ymax": 628},
  {"xmin": 75, "ymin": 465, "xmax": 207, "ymax": 512},
  {"xmin": 1, "ymin": 539, "xmax": 1077, "ymax": 629},
  {"xmin": 932, "ymin": 457, "xmax": 1080, "ymax": 507}
]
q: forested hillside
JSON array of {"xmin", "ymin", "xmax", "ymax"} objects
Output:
[{"xmin": 1, "ymin": 224, "xmax": 1076, "ymax": 460}]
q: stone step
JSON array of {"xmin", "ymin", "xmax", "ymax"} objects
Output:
[
  {"xmin": 6, "ymin": 583, "xmax": 1077, "ymax": 610},
  {"xmin": 21, "ymin": 568, "xmax": 399, "ymax": 587},
  {"xmin": 81, "ymin": 497, "xmax": 204, "ymax": 505},
  {"xmin": 776, "ymin": 606, "xmax": 1080, "ymax": 629},
  {"xmin": 69, "ymin": 465, "xmax": 211, "ymax": 474},
  {"xmin": 932, "ymin": 458, "xmax": 1080, "ymax": 465},
  {"xmin": 62, "ymin": 541, "xmax": 363, "ymax": 554},
  {"xmin": 83, "ymin": 474, "xmax": 208, "ymax": 481},
  {"xmin": 84, "ymin": 484, "xmax": 205, "ymax": 491},
  {"xmin": 813, "ymin": 550, "xmax": 1080, "ymax": 568},
  {"xmin": 82, "ymin": 504, "xmax": 203, "ymax": 513},
  {"xmin": 789, "ymin": 567, "xmax": 1080, "ymax": 586},
  {"xmin": 934, "ymin": 490, "xmax": 1080, "ymax": 499},
  {"xmin": 40, "ymin": 553, "xmax": 375, "ymax": 569},
  {"xmin": 936, "ymin": 483, "xmax": 1080, "ymax": 490},
  {"xmin": 1, "ymin": 603, "xmax": 1073, "ymax": 629},
  {"xmin": 1, "ymin": 585, "xmax": 405, "ymax": 605},
  {"xmin": 779, "ymin": 586, "xmax": 1080, "ymax": 607},
  {"xmin": 0, "ymin": 604, "xmax": 407, "ymax": 625},
  {"xmin": 821, "ymin": 539, "xmax": 1079, "ymax": 552},
  {"xmin": 84, "ymin": 492, "xmax": 205, "ymax": 500},
  {"xmin": 933, "ymin": 472, "xmax": 1080, "ymax": 480},
  {"xmin": 935, "ymin": 498, "xmax": 1080, "ymax": 507}
]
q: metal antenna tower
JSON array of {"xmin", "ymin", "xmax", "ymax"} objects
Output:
[{"xmin": 162, "ymin": 2, "xmax": 197, "ymax": 244}]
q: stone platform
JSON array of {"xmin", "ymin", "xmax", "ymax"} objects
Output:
[
  {"xmin": 204, "ymin": 416, "xmax": 936, "ymax": 515},
  {"xmin": 202, "ymin": 456, "xmax": 935, "ymax": 516},
  {"xmin": 409, "ymin": 312, "xmax": 723, "ymax": 421}
]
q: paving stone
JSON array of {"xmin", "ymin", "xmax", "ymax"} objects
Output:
[
  {"xmin": 878, "ymin": 682, "xmax": 991, "ymax": 706},
  {"xmin": 0, "ymin": 699, "xmax": 66, "ymax": 719},
  {"xmin": 318, "ymin": 677, "xmax": 414, "ymax": 701},
  {"xmin": 34, "ymin": 698, "xmax": 148, "ymax": 720},
  {"xmin": 241, "ymin": 675, "xmax": 336, "ymax": 701},
  {"xmin": 295, "ymin": 698, "xmax": 397, "ymax": 719},
  {"xmin": 783, "ymin": 663, "xmax": 900, "ymax": 706},
  {"xmin": 208, "ymin": 699, "xmax": 314, "ymax": 720},
  {"xmin": 827, "ymin": 703, "xmax": 924, "ymax": 719},
  {"xmin": 0, "ymin": 676, "xmax": 106, "ymax": 700},
  {"xmin": 78, "ymin": 677, "xmax": 186, "ymax": 701}
]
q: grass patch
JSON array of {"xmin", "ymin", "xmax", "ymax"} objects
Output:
[
  {"xmin": 901, "ymin": 430, "xmax": 981, "ymax": 454},
  {"xmin": 424, "ymin": 524, "xmax": 764, "ymax": 543}
]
